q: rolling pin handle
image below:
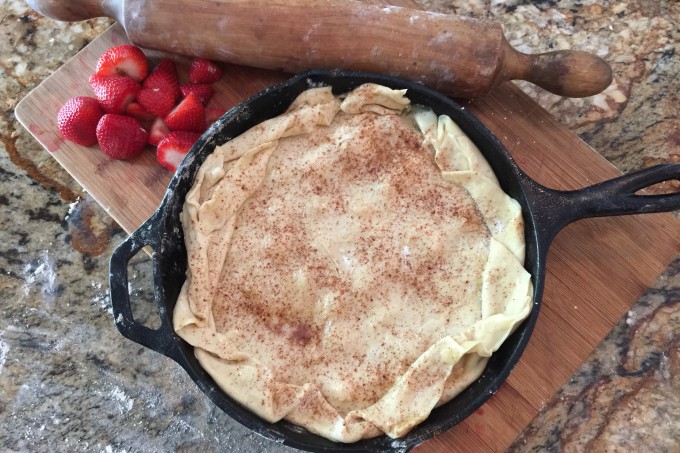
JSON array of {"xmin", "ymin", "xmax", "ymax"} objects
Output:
[{"xmin": 501, "ymin": 38, "xmax": 613, "ymax": 98}]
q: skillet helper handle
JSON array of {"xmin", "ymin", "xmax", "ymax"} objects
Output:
[
  {"xmin": 109, "ymin": 214, "xmax": 180, "ymax": 361},
  {"xmin": 530, "ymin": 164, "xmax": 680, "ymax": 242}
]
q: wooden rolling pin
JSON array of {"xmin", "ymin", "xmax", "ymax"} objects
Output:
[{"xmin": 27, "ymin": 0, "xmax": 612, "ymax": 99}]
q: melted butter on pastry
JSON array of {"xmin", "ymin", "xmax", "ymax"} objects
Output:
[{"xmin": 174, "ymin": 84, "xmax": 533, "ymax": 442}]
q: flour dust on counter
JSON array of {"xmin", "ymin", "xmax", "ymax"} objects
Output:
[
  {"xmin": 91, "ymin": 280, "xmax": 113, "ymax": 316},
  {"xmin": 20, "ymin": 249, "xmax": 58, "ymax": 302},
  {"xmin": 0, "ymin": 216, "xmax": 296, "ymax": 452},
  {"xmin": 0, "ymin": 339, "xmax": 9, "ymax": 375}
]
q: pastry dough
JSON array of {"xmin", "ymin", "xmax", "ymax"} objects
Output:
[{"xmin": 174, "ymin": 84, "xmax": 533, "ymax": 442}]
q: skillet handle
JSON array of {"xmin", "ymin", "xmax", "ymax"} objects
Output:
[
  {"xmin": 109, "ymin": 213, "xmax": 181, "ymax": 361},
  {"xmin": 528, "ymin": 163, "xmax": 680, "ymax": 243}
]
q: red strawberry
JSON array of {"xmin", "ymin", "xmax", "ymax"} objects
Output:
[
  {"xmin": 205, "ymin": 107, "xmax": 226, "ymax": 124},
  {"xmin": 188, "ymin": 59, "xmax": 222, "ymax": 84},
  {"xmin": 57, "ymin": 96, "xmax": 104, "ymax": 146},
  {"xmin": 180, "ymin": 84, "xmax": 214, "ymax": 106},
  {"xmin": 126, "ymin": 102, "xmax": 155, "ymax": 122},
  {"xmin": 164, "ymin": 92, "xmax": 206, "ymax": 133},
  {"xmin": 89, "ymin": 73, "xmax": 140, "ymax": 114},
  {"xmin": 95, "ymin": 45, "xmax": 148, "ymax": 82},
  {"xmin": 96, "ymin": 114, "xmax": 148, "ymax": 160},
  {"xmin": 156, "ymin": 131, "xmax": 201, "ymax": 171},
  {"xmin": 148, "ymin": 117, "xmax": 170, "ymax": 146},
  {"xmin": 144, "ymin": 59, "xmax": 181, "ymax": 102},
  {"xmin": 138, "ymin": 86, "xmax": 176, "ymax": 118}
]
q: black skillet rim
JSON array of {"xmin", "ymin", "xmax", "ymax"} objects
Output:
[{"xmin": 140, "ymin": 69, "xmax": 545, "ymax": 452}]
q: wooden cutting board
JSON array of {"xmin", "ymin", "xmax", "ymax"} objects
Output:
[{"xmin": 15, "ymin": 6, "xmax": 680, "ymax": 452}]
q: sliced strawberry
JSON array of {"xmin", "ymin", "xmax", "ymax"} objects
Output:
[
  {"xmin": 205, "ymin": 107, "xmax": 226, "ymax": 124},
  {"xmin": 164, "ymin": 92, "xmax": 206, "ymax": 133},
  {"xmin": 148, "ymin": 117, "xmax": 170, "ymax": 146},
  {"xmin": 95, "ymin": 45, "xmax": 148, "ymax": 82},
  {"xmin": 180, "ymin": 84, "xmax": 214, "ymax": 106},
  {"xmin": 96, "ymin": 114, "xmax": 148, "ymax": 160},
  {"xmin": 138, "ymin": 86, "xmax": 176, "ymax": 118},
  {"xmin": 89, "ymin": 73, "xmax": 140, "ymax": 114},
  {"xmin": 126, "ymin": 102, "xmax": 156, "ymax": 122},
  {"xmin": 156, "ymin": 131, "xmax": 201, "ymax": 171},
  {"xmin": 188, "ymin": 58, "xmax": 222, "ymax": 84},
  {"xmin": 57, "ymin": 96, "xmax": 104, "ymax": 147},
  {"xmin": 144, "ymin": 59, "xmax": 181, "ymax": 102}
]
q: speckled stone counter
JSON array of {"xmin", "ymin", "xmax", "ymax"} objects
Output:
[{"xmin": 1, "ymin": 0, "xmax": 678, "ymax": 451}]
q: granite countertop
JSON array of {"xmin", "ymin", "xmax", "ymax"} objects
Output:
[{"xmin": 1, "ymin": 0, "xmax": 678, "ymax": 451}]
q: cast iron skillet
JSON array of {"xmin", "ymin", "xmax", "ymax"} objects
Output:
[{"xmin": 109, "ymin": 70, "xmax": 680, "ymax": 452}]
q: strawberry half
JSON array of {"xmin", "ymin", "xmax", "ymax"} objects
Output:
[
  {"xmin": 57, "ymin": 96, "xmax": 104, "ymax": 147},
  {"xmin": 96, "ymin": 114, "xmax": 148, "ymax": 160},
  {"xmin": 95, "ymin": 45, "xmax": 148, "ymax": 82},
  {"xmin": 148, "ymin": 117, "xmax": 170, "ymax": 146},
  {"xmin": 180, "ymin": 84, "xmax": 214, "ymax": 106},
  {"xmin": 138, "ymin": 86, "xmax": 176, "ymax": 118},
  {"xmin": 156, "ymin": 131, "xmax": 201, "ymax": 171},
  {"xmin": 188, "ymin": 58, "xmax": 222, "ymax": 84},
  {"xmin": 126, "ymin": 102, "xmax": 156, "ymax": 122},
  {"xmin": 89, "ymin": 73, "xmax": 140, "ymax": 114},
  {"xmin": 144, "ymin": 58, "xmax": 181, "ymax": 102},
  {"xmin": 164, "ymin": 92, "xmax": 206, "ymax": 133}
]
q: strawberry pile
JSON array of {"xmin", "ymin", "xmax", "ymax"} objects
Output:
[{"xmin": 57, "ymin": 45, "xmax": 226, "ymax": 172}]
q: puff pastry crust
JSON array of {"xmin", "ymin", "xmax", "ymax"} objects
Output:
[{"xmin": 174, "ymin": 84, "xmax": 532, "ymax": 442}]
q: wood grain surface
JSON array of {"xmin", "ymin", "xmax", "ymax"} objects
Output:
[{"xmin": 15, "ymin": 2, "xmax": 680, "ymax": 451}]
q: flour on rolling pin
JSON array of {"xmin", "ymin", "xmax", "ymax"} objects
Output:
[{"xmin": 27, "ymin": 0, "xmax": 612, "ymax": 98}]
